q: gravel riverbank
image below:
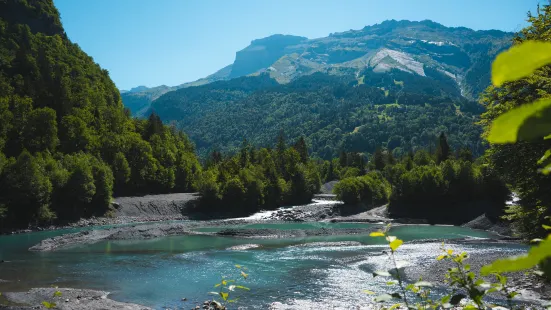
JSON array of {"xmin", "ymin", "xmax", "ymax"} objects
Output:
[{"xmin": 0, "ymin": 288, "xmax": 151, "ymax": 310}]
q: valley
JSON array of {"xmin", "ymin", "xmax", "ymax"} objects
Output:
[{"xmin": 1, "ymin": 0, "xmax": 551, "ymax": 309}]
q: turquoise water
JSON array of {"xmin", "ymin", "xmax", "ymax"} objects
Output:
[
  {"xmin": 0, "ymin": 222, "xmax": 527, "ymax": 309},
  {"xmin": 193, "ymin": 222, "xmax": 376, "ymax": 232}
]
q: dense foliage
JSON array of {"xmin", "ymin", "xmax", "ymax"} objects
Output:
[
  {"xmin": 153, "ymin": 70, "xmax": 486, "ymax": 160},
  {"xmin": 333, "ymin": 134, "xmax": 508, "ymax": 224},
  {"xmin": 333, "ymin": 172, "xmax": 391, "ymax": 205},
  {"xmin": 196, "ymin": 134, "xmax": 320, "ymax": 214},
  {"xmin": 480, "ymin": 5, "xmax": 551, "ymax": 237},
  {"xmin": 0, "ymin": 0, "xmax": 201, "ymax": 229}
]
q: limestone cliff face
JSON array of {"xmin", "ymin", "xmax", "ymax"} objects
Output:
[{"xmin": 229, "ymin": 34, "xmax": 308, "ymax": 78}]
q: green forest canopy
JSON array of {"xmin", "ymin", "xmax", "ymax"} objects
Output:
[{"xmin": 0, "ymin": 0, "xmax": 201, "ymax": 228}]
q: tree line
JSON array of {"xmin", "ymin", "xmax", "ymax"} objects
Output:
[
  {"xmin": 196, "ymin": 133, "xmax": 320, "ymax": 215},
  {"xmin": 330, "ymin": 133, "xmax": 508, "ymax": 224}
]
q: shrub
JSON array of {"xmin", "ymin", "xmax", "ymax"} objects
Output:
[{"xmin": 333, "ymin": 178, "xmax": 362, "ymax": 204}]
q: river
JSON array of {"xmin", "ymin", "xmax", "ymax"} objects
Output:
[{"xmin": 0, "ymin": 221, "xmax": 529, "ymax": 309}]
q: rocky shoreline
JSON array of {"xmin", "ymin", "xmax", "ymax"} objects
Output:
[
  {"xmin": 3, "ymin": 193, "xmax": 201, "ymax": 235},
  {"xmin": 0, "ymin": 288, "xmax": 151, "ymax": 310},
  {"xmin": 28, "ymin": 222, "xmax": 197, "ymax": 251}
]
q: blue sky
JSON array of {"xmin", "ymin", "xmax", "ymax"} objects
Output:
[{"xmin": 54, "ymin": 0, "xmax": 542, "ymax": 90}]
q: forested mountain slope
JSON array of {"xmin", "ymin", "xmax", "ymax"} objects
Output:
[
  {"xmin": 0, "ymin": 0, "xmax": 201, "ymax": 229},
  {"xmin": 153, "ymin": 69, "xmax": 485, "ymax": 159}
]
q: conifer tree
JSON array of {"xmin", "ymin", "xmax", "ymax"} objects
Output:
[
  {"xmin": 435, "ymin": 132, "xmax": 451, "ymax": 164},
  {"xmin": 293, "ymin": 136, "xmax": 309, "ymax": 164},
  {"xmin": 373, "ymin": 147, "xmax": 386, "ymax": 171}
]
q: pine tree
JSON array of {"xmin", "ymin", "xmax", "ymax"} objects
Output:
[
  {"xmin": 373, "ymin": 147, "xmax": 386, "ymax": 171},
  {"xmin": 276, "ymin": 130, "xmax": 286, "ymax": 174},
  {"xmin": 435, "ymin": 132, "xmax": 451, "ymax": 164},
  {"xmin": 145, "ymin": 112, "xmax": 163, "ymax": 140},
  {"xmin": 239, "ymin": 138, "xmax": 250, "ymax": 168},
  {"xmin": 327, "ymin": 161, "xmax": 335, "ymax": 181},
  {"xmin": 276, "ymin": 130, "xmax": 286, "ymax": 155},
  {"xmin": 339, "ymin": 151, "xmax": 348, "ymax": 168},
  {"xmin": 404, "ymin": 152, "xmax": 414, "ymax": 170},
  {"xmin": 386, "ymin": 150, "xmax": 396, "ymax": 166},
  {"xmin": 293, "ymin": 136, "xmax": 309, "ymax": 164}
]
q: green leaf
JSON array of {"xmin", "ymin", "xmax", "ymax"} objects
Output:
[
  {"xmin": 542, "ymin": 163, "xmax": 551, "ymax": 175},
  {"xmin": 487, "ymin": 98, "xmax": 551, "ymax": 144},
  {"xmin": 450, "ymin": 294, "xmax": 466, "ymax": 305},
  {"xmin": 542, "ymin": 225, "xmax": 551, "ymax": 231},
  {"xmin": 53, "ymin": 291, "xmax": 62, "ymax": 297},
  {"xmin": 388, "ymin": 303, "xmax": 401, "ymax": 310},
  {"xmin": 486, "ymin": 287, "xmax": 500, "ymax": 294},
  {"xmin": 538, "ymin": 150, "xmax": 551, "ymax": 164},
  {"xmin": 373, "ymin": 270, "xmax": 391, "ymax": 277},
  {"xmin": 481, "ymin": 238, "xmax": 551, "ymax": 275},
  {"xmin": 386, "ymin": 281, "xmax": 398, "ymax": 285},
  {"xmin": 363, "ymin": 290, "xmax": 376, "ymax": 295},
  {"xmin": 436, "ymin": 254, "xmax": 447, "ymax": 261},
  {"xmin": 235, "ymin": 264, "xmax": 242, "ymax": 269},
  {"xmin": 374, "ymin": 294, "xmax": 393, "ymax": 302},
  {"xmin": 241, "ymin": 271, "xmax": 248, "ymax": 279},
  {"xmin": 234, "ymin": 285, "xmax": 250, "ymax": 291},
  {"xmin": 370, "ymin": 232, "xmax": 385, "ymax": 237},
  {"xmin": 414, "ymin": 281, "xmax": 433, "ymax": 287},
  {"xmin": 389, "ymin": 239, "xmax": 403, "ymax": 251},
  {"xmin": 507, "ymin": 291, "xmax": 519, "ymax": 299},
  {"xmin": 441, "ymin": 295, "xmax": 451, "ymax": 304},
  {"xmin": 220, "ymin": 291, "xmax": 229, "ymax": 301},
  {"xmin": 492, "ymin": 41, "xmax": 551, "ymax": 86},
  {"xmin": 41, "ymin": 301, "xmax": 57, "ymax": 309},
  {"xmin": 478, "ymin": 283, "xmax": 492, "ymax": 289}
]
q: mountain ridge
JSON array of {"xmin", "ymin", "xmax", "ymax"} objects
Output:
[
  {"xmin": 118, "ymin": 19, "xmax": 514, "ymax": 160},
  {"xmin": 121, "ymin": 19, "xmax": 511, "ymax": 116}
]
